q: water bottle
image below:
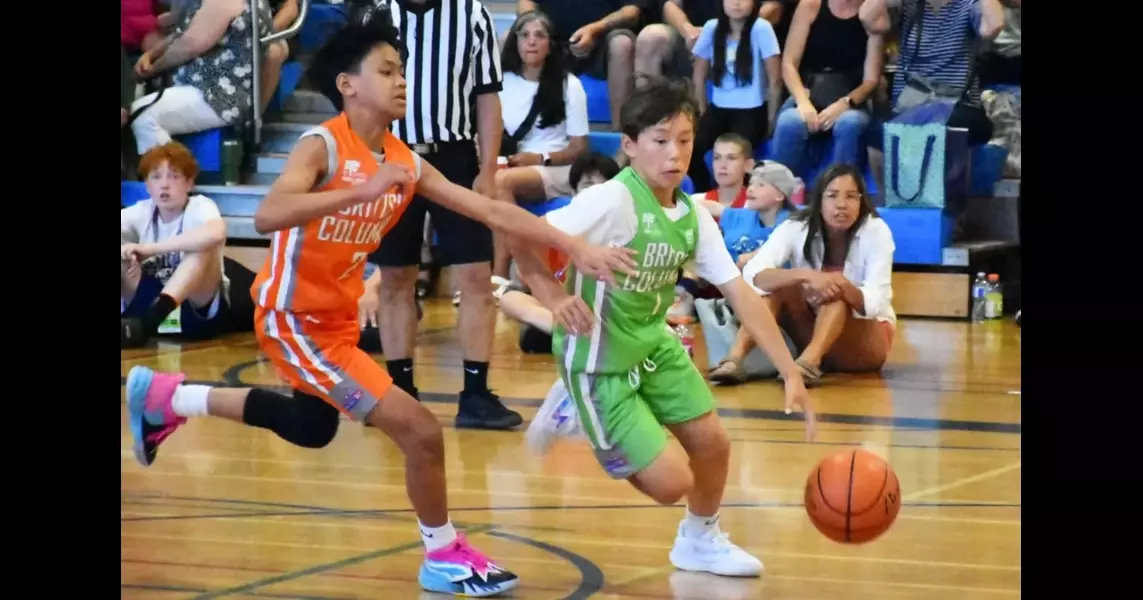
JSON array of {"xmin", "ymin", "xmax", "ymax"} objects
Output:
[
  {"xmin": 985, "ymin": 273, "xmax": 1003, "ymax": 319},
  {"xmin": 674, "ymin": 324, "xmax": 695, "ymax": 359},
  {"xmin": 971, "ymin": 272, "xmax": 988, "ymax": 323}
]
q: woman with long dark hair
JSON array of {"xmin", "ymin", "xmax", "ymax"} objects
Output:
[
  {"xmin": 742, "ymin": 163, "xmax": 897, "ymax": 385},
  {"xmin": 687, "ymin": 0, "xmax": 782, "ymax": 192},
  {"xmin": 491, "ymin": 10, "xmax": 590, "ymax": 279}
]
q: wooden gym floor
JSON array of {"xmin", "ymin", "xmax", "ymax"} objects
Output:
[{"xmin": 121, "ymin": 300, "xmax": 1021, "ymax": 600}]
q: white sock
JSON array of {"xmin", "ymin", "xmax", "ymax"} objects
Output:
[
  {"xmin": 420, "ymin": 519, "xmax": 458, "ymax": 553},
  {"xmin": 684, "ymin": 508, "xmax": 720, "ymax": 537},
  {"xmin": 171, "ymin": 385, "xmax": 212, "ymax": 418}
]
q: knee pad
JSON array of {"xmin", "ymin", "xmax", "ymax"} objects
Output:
[
  {"xmin": 519, "ymin": 324, "xmax": 553, "ymax": 354},
  {"xmin": 287, "ymin": 392, "xmax": 341, "ymax": 448}
]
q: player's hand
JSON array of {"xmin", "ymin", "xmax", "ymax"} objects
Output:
[
  {"xmin": 358, "ymin": 163, "xmax": 414, "ymax": 201},
  {"xmin": 565, "ymin": 239, "xmax": 637, "ymax": 284},
  {"xmin": 783, "ymin": 375, "xmax": 817, "ymax": 441},
  {"xmin": 357, "ymin": 288, "xmax": 380, "ymax": 329},
  {"xmin": 121, "ymin": 243, "xmax": 154, "ymax": 263},
  {"xmin": 472, "ymin": 169, "xmax": 498, "ymax": 197},
  {"xmin": 552, "ymin": 296, "xmax": 595, "ymax": 336}
]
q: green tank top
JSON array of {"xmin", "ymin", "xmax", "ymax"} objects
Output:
[{"xmin": 555, "ymin": 167, "xmax": 699, "ymax": 375}]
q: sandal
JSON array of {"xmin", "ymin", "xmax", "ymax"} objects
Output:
[
  {"xmin": 779, "ymin": 359, "xmax": 824, "ymax": 388},
  {"xmin": 708, "ymin": 358, "xmax": 747, "ymax": 385}
]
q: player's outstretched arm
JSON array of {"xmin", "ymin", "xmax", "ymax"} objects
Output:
[
  {"xmin": 507, "ymin": 236, "xmax": 595, "ymax": 335},
  {"xmin": 254, "ymin": 136, "xmax": 404, "ymax": 234},
  {"xmin": 417, "ymin": 160, "xmax": 636, "ymax": 283}
]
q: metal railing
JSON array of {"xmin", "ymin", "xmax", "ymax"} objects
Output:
[{"xmin": 251, "ymin": 0, "xmax": 312, "ymax": 145}]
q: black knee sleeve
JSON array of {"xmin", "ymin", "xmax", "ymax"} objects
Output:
[
  {"xmin": 519, "ymin": 324, "xmax": 553, "ymax": 354},
  {"xmin": 243, "ymin": 388, "xmax": 341, "ymax": 448}
]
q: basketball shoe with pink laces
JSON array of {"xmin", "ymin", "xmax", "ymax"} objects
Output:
[
  {"xmin": 125, "ymin": 366, "xmax": 187, "ymax": 467},
  {"xmin": 418, "ymin": 533, "xmax": 519, "ymax": 597}
]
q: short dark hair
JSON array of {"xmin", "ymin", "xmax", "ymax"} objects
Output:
[
  {"xmin": 306, "ymin": 11, "xmax": 405, "ymax": 112},
  {"xmin": 569, "ymin": 152, "xmax": 621, "ymax": 190},
  {"xmin": 618, "ymin": 76, "xmax": 700, "ymax": 141}
]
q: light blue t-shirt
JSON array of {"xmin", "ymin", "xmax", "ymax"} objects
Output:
[
  {"xmin": 720, "ymin": 207, "xmax": 790, "ymax": 264},
  {"xmin": 693, "ymin": 18, "xmax": 781, "ymax": 110}
]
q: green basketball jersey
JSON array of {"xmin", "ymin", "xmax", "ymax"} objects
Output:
[{"xmin": 555, "ymin": 167, "xmax": 699, "ymax": 375}]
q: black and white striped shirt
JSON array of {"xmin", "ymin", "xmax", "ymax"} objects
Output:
[{"xmin": 387, "ymin": 0, "xmax": 503, "ymax": 145}]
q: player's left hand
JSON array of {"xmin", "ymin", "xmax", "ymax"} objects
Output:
[
  {"xmin": 566, "ymin": 240, "xmax": 637, "ymax": 284},
  {"xmin": 783, "ymin": 375, "xmax": 818, "ymax": 441}
]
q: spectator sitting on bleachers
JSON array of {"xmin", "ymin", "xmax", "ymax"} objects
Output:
[
  {"xmin": 121, "ymin": 142, "xmax": 231, "ymax": 348},
  {"xmin": 496, "ymin": 152, "xmax": 620, "ymax": 354},
  {"xmin": 260, "ymin": 0, "xmax": 300, "ymax": 112},
  {"xmin": 859, "ymin": 0, "xmax": 1005, "ymax": 192},
  {"xmin": 635, "ymin": 0, "xmax": 785, "ymax": 85},
  {"xmin": 687, "ymin": 0, "xmax": 781, "ymax": 193},
  {"xmin": 518, "ymin": 1, "xmax": 641, "ymax": 125},
  {"xmin": 692, "ymin": 132, "xmax": 752, "ymax": 221},
  {"xmin": 704, "ymin": 160, "xmax": 796, "ymax": 383},
  {"xmin": 492, "ymin": 10, "xmax": 591, "ymax": 280},
  {"xmin": 771, "ymin": 0, "xmax": 883, "ymax": 176},
  {"xmin": 741, "ymin": 163, "xmax": 896, "ymax": 386},
  {"xmin": 130, "ymin": 0, "xmax": 274, "ymax": 154}
]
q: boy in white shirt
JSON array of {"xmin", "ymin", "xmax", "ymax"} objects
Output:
[{"xmin": 120, "ymin": 141, "xmax": 229, "ymax": 348}]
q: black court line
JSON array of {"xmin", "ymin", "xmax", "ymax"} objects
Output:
[
  {"xmin": 122, "ymin": 583, "xmax": 347, "ymax": 600},
  {"xmin": 119, "ymin": 373, "xmax": 1021, "ymax": 435},
  {"xmin": 187, "ymin": 525, "xmax": 494, "ymax": 599},
  {"xmin": 488, "ymin": 531, "xmax": 604, "ymax": 600}
]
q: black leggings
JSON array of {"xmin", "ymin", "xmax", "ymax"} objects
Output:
[{"xmin": 688, "ymin": 104, "xmax": 769, "ymax": 193}]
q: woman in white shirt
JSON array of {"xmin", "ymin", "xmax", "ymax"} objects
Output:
[
  {"xmin": 492, "ymin": 10, "xmax": 590, "ymax": 279},
  {"xmin": 742, "ymin": 163, "xmax": 896, "ymax": 385},
  {"xmin": 121, "ymin": 141, "xmax": 230, "ymax": 348}
]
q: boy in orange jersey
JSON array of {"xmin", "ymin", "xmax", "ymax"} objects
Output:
[{"xmin": 123, "ymin": 15, "xmax": 635, "ymax": 599}]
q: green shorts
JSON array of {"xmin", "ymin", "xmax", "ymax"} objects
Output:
[{"xmin": 558, "ymin": 337, "xmax": 715, "ymax": 479}]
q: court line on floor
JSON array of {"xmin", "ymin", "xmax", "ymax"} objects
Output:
[
  {"xmin": 185, "ymin": 525, "xmax": 493, "ymax": 599},
  {"xmin": 122, "ymin": 583, "xmax": 345, "ymax": 600},
  {"xmin": 119, "ymin": 372, "xmax": 1021, "ymax": 435},
  {"xmin": 488, "ymin": 531, "xmax": 604, "ymax": 600},
  {"xmin": 904, "ymin": 461, "xmax": 1021, "ymax": 502}
]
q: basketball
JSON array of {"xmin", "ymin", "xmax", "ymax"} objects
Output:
[{"xmin": 804, "ymin": 449, "xmax": 901, "ymax": 544}]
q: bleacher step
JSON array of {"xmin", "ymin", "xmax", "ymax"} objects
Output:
[
  {"xmin": 276, "ymin": 111, "xmax": 339, "ymax": 124},
  {"xmin": 195, "ymin": 184, "xmax": 269, "ymax": 217},
  {"xmin": 279, "ymin": 89, "xmax": 336, "ymax": 115},
  {"xmin": 224, "ymin": 216, "xmax": 268, "ymax": 240}
]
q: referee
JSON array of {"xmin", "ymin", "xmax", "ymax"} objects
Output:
[{"xmin": 371, "ymin": 0, "xmax": 524, "ymax": 430}]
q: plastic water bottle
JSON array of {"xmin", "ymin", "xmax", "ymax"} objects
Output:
[
  {"xmin": 674, "ymin": 324, "xmax": 695, "ymax": 359},
  {"xmin": 985, "ymin": 273, "xmax": 1003, "ymax": 319},
  {"xmin": 971, "ymin": 272, "xmax": 989, "ymax": 323}
]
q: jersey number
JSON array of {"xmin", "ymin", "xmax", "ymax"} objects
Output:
[{"xmin": 339, "ymin": 252, "xmax": 369, "ymax": 281}]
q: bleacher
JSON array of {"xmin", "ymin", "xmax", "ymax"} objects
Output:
[{"xmin": 123, "ymin": 1, "xmax": 1019, "ymax": 320}]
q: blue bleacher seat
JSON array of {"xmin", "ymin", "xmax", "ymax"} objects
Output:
[
  {"xmin": 579, "ymin": 76, "xmax": 611, "ymax": 124},
  {"xmin": 878, "ymin": 206, "xmax": 956, "ymax": 265},
  {"xmin": 174, "ymin": 128, "xmax": 227, "ymax": 172},
  {"xmin": 268, "ymin": 61, "xmax": 305, "ymax": 113},
  {"xmin": 587, "ymin": 131, "xmax": 622, "ymax": 159},
  {"xmin": 970, "ymin": 144, "xmax": 1008, "ymax": 197},
  {"xmin": 298, "ymin": 3, "xmax": 347, "ymax": 53},
  {"xmin": 122, "ymin": 181, "xmax": 150, "ymax": 207}
]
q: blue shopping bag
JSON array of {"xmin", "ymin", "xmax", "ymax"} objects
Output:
[{"xmin": 883, "ymin": 101, "xmax": 970, "ymax": 211}]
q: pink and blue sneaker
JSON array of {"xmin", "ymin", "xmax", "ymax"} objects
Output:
[
  {"xmin": 125, "ymin": 365, "xmax": 187, "ymax": 467},
  {"xmin": 418, "ymin": 533, "xmax": 519, "ymax": 597}
]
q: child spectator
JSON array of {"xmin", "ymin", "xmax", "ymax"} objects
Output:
[
  {"xmin": 688, "ymin": 0, "xmax": 782, "ymax": 192},
  {"xmin": 693, "ymin": 133, "xmax": 753, "ymax": 222},
  {"xmin": 121, "ymin": 141, "xmax": 250, "ymax": 348}
]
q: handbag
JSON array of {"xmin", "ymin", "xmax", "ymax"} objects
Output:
[
  {"xmin": 882, "ymin": 100, "xmax": 970, "ymax": 211},
  {"xmin": 500, "ymin": 99, "xmax": 543, "ymax": 157},
  {"xmin": 805, "ymin": 71, "xmax": 856, "ymax": 112}
]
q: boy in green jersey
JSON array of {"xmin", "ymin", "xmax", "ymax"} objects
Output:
[{"xmin": 512, "ymin": 78, "xmax": 818, "ymax": 578}]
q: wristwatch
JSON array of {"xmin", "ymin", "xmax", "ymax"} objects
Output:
[{"xmin": 542, "ymin": 152, "xmax": 552, "ymax": 166}]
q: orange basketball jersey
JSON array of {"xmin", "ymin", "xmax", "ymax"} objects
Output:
[{"xmin": 252, "ymin": 113, "xmax": 419, "ymax": 316}]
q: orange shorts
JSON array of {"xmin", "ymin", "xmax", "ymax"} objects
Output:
[{"xmin": 254, "ymin": 307, "xmax": 393, "ymax": 422}]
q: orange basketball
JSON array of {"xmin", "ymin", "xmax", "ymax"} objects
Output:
[{"xmin": 804, "ymin": 449, "xmax": 901, "ymax": 544}]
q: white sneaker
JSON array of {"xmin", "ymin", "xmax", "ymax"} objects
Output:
[
  {"xmin": 525, "ymin": 379, "xmax": 582, "ymax": 455},
  {"xmin": 669, "ymin": 521, "xmax": 763, "ymax": 577}
]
